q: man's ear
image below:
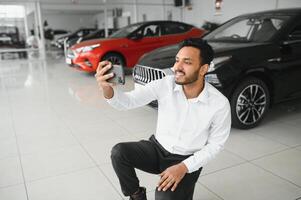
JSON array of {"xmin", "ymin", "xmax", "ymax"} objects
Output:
[{"xmin": 199, "ymin": 64, "xmax": 209, "ymax": 76}]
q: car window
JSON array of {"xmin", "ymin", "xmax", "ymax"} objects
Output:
[
  {"xmin": 54, "ymin": 30, "xmax": 68, "ymax": 35},
  {"xmin": 142, "ymin": 24, "xmax": 160, "ymax": 37},
  {"xmin": 109, "ymin": 23, "xmax": 142, "ymax": 38},
  {"xmin": 205, "ymin": 16, "xmax": 290, "ymax": 43},
  {"xmin": 0, "ymin": 26, "xmax": 17, "ymax": 34},
  {"xmin": 161, "ymin": 23, "xmax": 190, "ymax": 35}
]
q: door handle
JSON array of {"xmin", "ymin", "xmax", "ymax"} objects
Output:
[{"xmin": 268, "ymin": 57, "xmax": 281, "ymax": 62}]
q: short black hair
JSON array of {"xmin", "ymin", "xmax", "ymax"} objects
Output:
[{"xmin": 179, "ymin": 38, "xmax": 214, "ymax": 65}]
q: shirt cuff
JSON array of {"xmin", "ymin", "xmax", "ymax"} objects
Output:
[{"xmin": 182, "ymin": 156, "xmax": 198, "ymax": 173}]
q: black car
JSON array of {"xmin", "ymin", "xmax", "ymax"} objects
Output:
[
  {"xmin": 66, "ymin": 28, "xmax": 118, "ymax": 49},
  {"xmin": 0, "ymin": 25, "xmax": 27, "ymax": 59},
  {"xmin": 133, "ymin": 8, "xmax": 301, "ymax": 129},
  {"xmin": 54, "ymin": 28, "xmax": 96, "ymax": 49}
]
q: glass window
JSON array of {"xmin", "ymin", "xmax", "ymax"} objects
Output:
[
  {"xmin": 161, "ymin": 23, "xmax": 190, "ymax": 35},
  {"xmin": 205, "ymin": 16, "xmax": 290, "ymax": 42},
  {"xmin": 109, "ymin": 23, "xmax": 142, "ymax": 38},
  {"xmin": 142, "ymin": 24, "xmax": 160, "ymax": 37}
]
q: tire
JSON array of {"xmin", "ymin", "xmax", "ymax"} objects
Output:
[
  {"xmin": 230, "ymin": 77, "xmax": 270, "ymax": 129},
  {"xmin": 102, "ymin": 53, "xmax": 125, "ymax": 67}
]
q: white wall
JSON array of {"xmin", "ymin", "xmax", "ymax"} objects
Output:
[
  {"xmin": 41, "ymin": 13, "xmax": 96, "ymax": 32},
  {"xmin": 94, "ymin": 12, "xmax": 114, "ymax": 29},
  {"xmin": 34, "ymin": 0, "xmax": 301, "ymax": 32}
]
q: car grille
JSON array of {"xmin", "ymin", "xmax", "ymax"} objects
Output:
[{"xmin": 133, "ymin": 65, "xmax": 167, "ymax": 85}]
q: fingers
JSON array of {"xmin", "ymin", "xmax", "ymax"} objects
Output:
[
  {"xmin": 95, "ymin": 60, "xmax": 115, "ymax": 89},
  {"xmin": 158, "ymin": 172, "xmax": 168, "ymax": 187},
  {"xmin": 158, "ymin": 172, "xmax": 175, "ymax": 192},
  {"xmin": 96, "ymin": 60, "xmax": 109, "ymax": 73},
  {"xmin": 161, "ymin": 177, "xmax": 175, "ymax": 192},
  {"xmin": 171, "ymin": 182, "xmax": 178, "ymax": 192},
  {"xmin": 99, "ymin": 73, "xmax": 114, "ymax": 81},
  {"xmin": 96, "ymin": 61, "xmax": 112, "ymax": 76}
]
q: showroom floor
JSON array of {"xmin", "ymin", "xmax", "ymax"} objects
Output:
[{"xmin": 1, "ymin": 56, "xmax": 301, "ymax": 200}]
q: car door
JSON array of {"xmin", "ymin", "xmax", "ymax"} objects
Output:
[
  {"xmin": 278, "ymin": 20, "xmax": 301, "ymax": 99},
  {"xmin": 125, "ymin": 23, "xmax": 163, "ymax": 65},
  {"xmin": 133, "ymin": 23, "xmax": 163, "ymax": 53}
]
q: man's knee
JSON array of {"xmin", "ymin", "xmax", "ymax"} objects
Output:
[{"xmin": 111, "ymin": 143, "xmax": 126, "ymax": 161}]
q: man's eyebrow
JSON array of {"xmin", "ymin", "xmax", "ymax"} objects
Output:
[{"xmin": 175, "ymin": 56, "xmax": 193, "ymax": 61}]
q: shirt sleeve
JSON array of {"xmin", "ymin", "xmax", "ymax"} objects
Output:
[
  {"xmin": 106, "ymin": 79, "xmax": 163, "ymax": 111},
  {"xmin": 183, "ymin": 99, "xmax": 231, "ymax": 173}
]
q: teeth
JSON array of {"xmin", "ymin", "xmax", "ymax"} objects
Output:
[{"xmin": 176, "ymin": 72, "xmax": 184, "ymax": 76}]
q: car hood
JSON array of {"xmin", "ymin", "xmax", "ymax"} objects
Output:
[
  {"xmin": 138, "ymin": 41, "xmax": 266, "ymax": 69},
  {"xmin": 71, "ymin": 37, "xmax": 123, "ymax": 49}
]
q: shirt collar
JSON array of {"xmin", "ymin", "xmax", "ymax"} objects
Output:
[{"xmin": 173, "ymin": 81, "xmax": 209, "ymax": 104}]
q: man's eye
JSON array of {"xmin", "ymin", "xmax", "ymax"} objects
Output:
[{"xmin": 185, "ymin": 61, "xmax": 192, "ymax": 65}]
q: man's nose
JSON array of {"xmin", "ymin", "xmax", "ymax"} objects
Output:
[{"xmin": 173, "ymin": 61, "xmax": 183, "ymax": 71}]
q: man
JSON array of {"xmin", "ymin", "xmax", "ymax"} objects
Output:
[{"xmin": 95, "ymin": 38, "xmax": 231, "ymax": 200}]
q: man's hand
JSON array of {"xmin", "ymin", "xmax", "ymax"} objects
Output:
[
  {"xmin": 95, "ymin": 61, "xmax": 115, "ymax": 99},
  {"xmin": 157, "ymin": 162, "xmax": 188, "ymax": 192}
]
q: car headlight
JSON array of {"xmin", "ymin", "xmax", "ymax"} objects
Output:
[
  {"xmin": 208, "ymin": 56, "xmax": 232, "ymax": 72},
  {"xmin": 205, "ymin": 73, "xmax": 221, "ymax": 86},
  {"xmin": 82, "ymin": 44, "xmax": 100, "ymax": 53}
]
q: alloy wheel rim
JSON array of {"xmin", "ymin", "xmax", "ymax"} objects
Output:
[
  {"xmin": 236, "ymin": 84, "xmax": 267, "ymax": 125},
  {"xmin": 108, "ymin": 56, "xmax": 122, "ymax": 65}
]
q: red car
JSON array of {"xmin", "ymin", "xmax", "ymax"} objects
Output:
[{"xmin": 67, "ymin": 21, "xmax": 205, "ymax": 72}]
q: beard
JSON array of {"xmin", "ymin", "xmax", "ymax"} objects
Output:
[{"xmin": 175, "ymin": 70, "xmax": 200, "ymax": 85}]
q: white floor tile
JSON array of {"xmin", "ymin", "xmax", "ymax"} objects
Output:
[
  {"xmin": 249, "ymin": 122, "xmax": 301, "ymax": 147},
  {"xmin": 0, "ymin": 157, "xmax": 23, "ymax": 188},
  {"xmin": 115, "ymin": 114, "xmax": 157, "ymax": 134},
  {"xmin": 82, "ymin": 135, "xmax": 136, "ymax": 165},
  {"xmin": 21, "ymin": 145, "xmax": 95, "ymax": 181},
  {"xmin": 0, "ymin": 138, "xmax": 18, "ymax": 159},
  {"xmin": 225, "ymin": 129, "xmax": 289, "ymax": 160},
  {"xmin": 201, "ymin": 150, "xmax": 246, "ymax": 176},
  {"xmin": 0, "ymin": 120, "xmax": 14, "ymax": 140},
  {"xmin": 193, "ymin": 183, "xmax": 223, "ymax": 200},
  {"xmin": 253, "ymin": 149, "xmax": 301, "ymax": 187},
  {"xmin": 0, "ymin": 184, "xmax": 27, "ymax": 200},
  {"xmin": 27, "ymin": 168, "xmax": 121, "ymax": 200},
  {"xmin": 200, "ymin": 163, "xmax": 301, "ymax": 200},
  {"xmin": 17, "ymin": 132, "xmax": 78, "ymax": 155},
  {"xmin": 70, "ymin": 119, "xmax": 131, "ymax": 144}
]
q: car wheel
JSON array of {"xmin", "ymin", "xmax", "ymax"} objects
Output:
[
  {"xmin": 102, "ymin": 53, "xmax": 125, "ymax": 67},
  {"xmin": 231, "ymin": 77, "xmax": 270, "ymax": 129}
]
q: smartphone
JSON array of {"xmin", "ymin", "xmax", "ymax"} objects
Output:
[{"xmin": 105, "ymin": 64, "xmax": 125, "ymax": 85}]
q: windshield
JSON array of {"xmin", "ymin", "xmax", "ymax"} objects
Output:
[
  {"xmin": 109, "ymin": 23, "xmax": 142, "ymax": 38},
  {"xmin": 204, "ymin": 16, "xmax": 291, "ymax": 43},
  {"xmin": 0, "ymin": 26, "xmax": 17, "ymax": 34}
]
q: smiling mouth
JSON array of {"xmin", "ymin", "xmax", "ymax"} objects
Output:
[{"xmin": 175, "ymin": 71, "xmax": 185, "ymax": 78}]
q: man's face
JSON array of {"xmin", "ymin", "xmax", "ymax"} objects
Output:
[{"xmin": 173, "ymin": 46, "xmax": 206, "ymax": 85}]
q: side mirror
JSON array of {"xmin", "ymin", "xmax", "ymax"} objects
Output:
[{"xmin": 129, "ymin": 33, "xmax": 143, "ymax": 40}]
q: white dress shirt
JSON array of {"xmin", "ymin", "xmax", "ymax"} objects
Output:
[{"xmin": 107, "ymin": 75, "xmax": 231, "ymax": 173}]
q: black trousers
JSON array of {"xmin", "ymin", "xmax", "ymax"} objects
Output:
[{"xmin": 111, "ymin": 135, "xmax": 202, "ymax": 200}]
